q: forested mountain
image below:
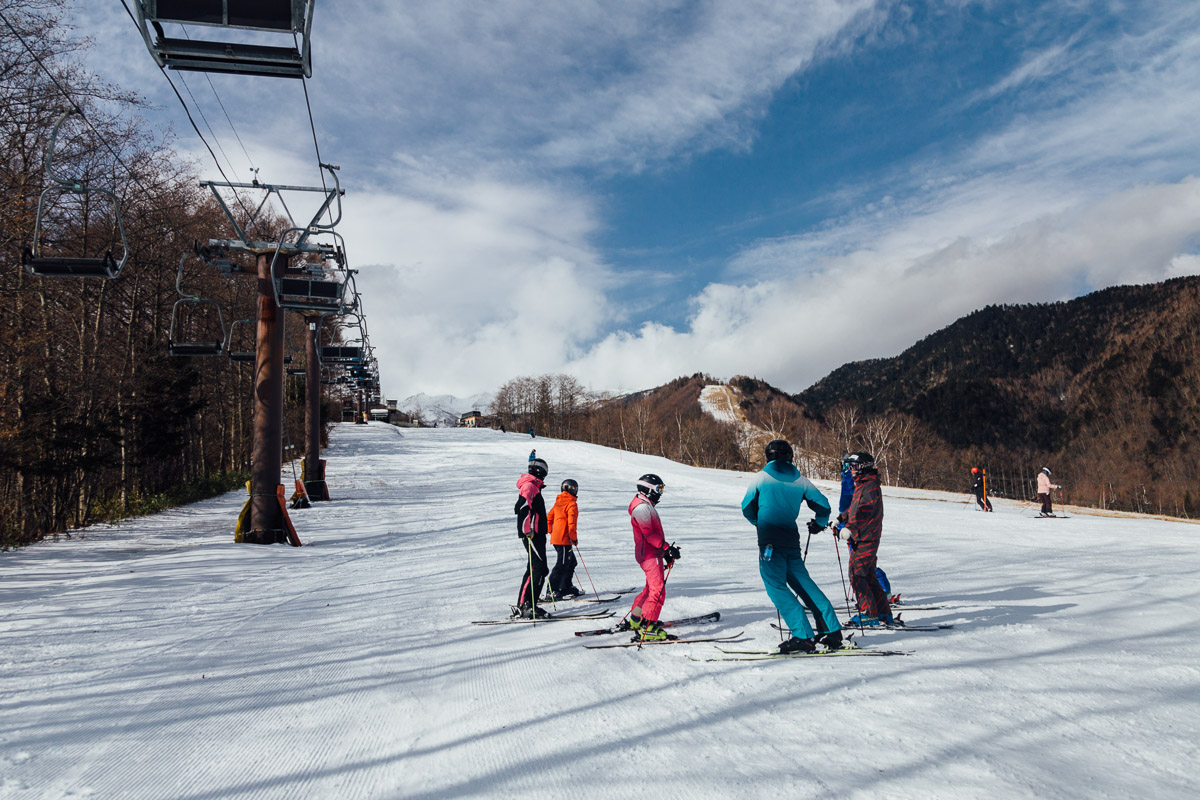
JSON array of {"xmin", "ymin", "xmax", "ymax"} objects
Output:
[
  {"xmin": 492, "ymin": 278, "xmax": 1200, "ymax": 518},
  {"xmin": 794, "ymin": 277, "xmax": 1200, "ymax": 516}
]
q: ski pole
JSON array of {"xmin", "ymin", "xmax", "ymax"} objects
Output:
[
  {"xmin": 528, "ymin": 537, "xmax": 538, "ymax": 621},
  {"xmin": 573, "ymin": 542, "xmax": 601, "ymax": 602},
  {"xmin": 832, "ymin": 534, "xmax": 863, "ymax": 636}
]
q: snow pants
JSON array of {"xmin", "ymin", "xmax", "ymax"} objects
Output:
[
  {"xmin": 630, "ymin": 557, "xmax": 666, "ymax": 622},
  {"xmin": 1038, "ymin": 492, "xmax": 1052, "ymax": 514},
  {"xmin": 517, "ymin": 534, "xmax": 549, "ymax": 607},
  {"xmin": 759, "ymin": 546, "xmax": 840, "ymax": 639},
  {"xmin": 848, "ymin": 544, "xmax": 890, "ymax": 619},
  {"xmin": 975, "ymin": 492, "xmax": 992, "ymax": 512},
  {"xmin": 549, "ymin": 544, "xmax": 578, "ymax": 596}
]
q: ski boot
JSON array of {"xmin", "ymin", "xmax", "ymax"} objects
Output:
[
  {"xmin": 637, "ymin": 620, "xmax": 675, "ymax": 641},
  {"xmin": 517, "ymin": 603, "xmax": 552, "ymax": 620},
  {"xmin": 846, "ymin": 613, "xmax": 882, "ymax": 627},
  {"xmin": 815, "ymin": 630, "xmax": 844, "ymax": 651},
  {"xmin": 778, "ymin": 637, "xmax": 816, "ymax": 655}
]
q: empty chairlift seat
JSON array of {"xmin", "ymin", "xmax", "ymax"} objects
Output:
[
  {"xmin": 134, "ymin": 1, "xmax": 316, "ymax": 78},
  {"xmin": 276, "ymin": 275, "xmax": 348, "ymax": 314},
  {"xmin": 23, "ymin": 110, "xmax": 129, "ymax": 279}
]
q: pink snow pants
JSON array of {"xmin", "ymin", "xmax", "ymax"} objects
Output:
[{"xmin": 630, "ymin": 557, "xmax": 666, "ymax": 622}]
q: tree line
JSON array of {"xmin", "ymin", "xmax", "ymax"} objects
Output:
[{"xmin": 490, "ymin": 370, "xmax": 1196, "ymax": 519}]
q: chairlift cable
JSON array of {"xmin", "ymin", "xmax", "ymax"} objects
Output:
[
  {"xmin": 181, "ymin": 26, "xmax": 258, "ymax": 175},
  {"xmin": 1, "ymin": 9, "xmax": 151, "ymax": 198},
  {"xmin": 116, "ymin": 0, "xmax": 261, "ymax": 230},
  {"xmin": 297, "ymin": 53, "xmax": 335, "ymax": 227},
  {"xmin": 174, "ymin": 70, "xmax": 244, "ymax": 184}
]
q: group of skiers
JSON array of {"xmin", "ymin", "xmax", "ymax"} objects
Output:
[{"xmin": 511, "ymin": 440, "xmax": 891, "ymax": 654}]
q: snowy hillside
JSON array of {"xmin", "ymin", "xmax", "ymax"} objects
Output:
[
  {"xmin": 2, "ymin": 425, "xmax": 1198, "ymax": 799},
  {"xmin": 396, "ymin": 390, "xmax": 494, "ymax": 425},
  {"xmin": 699, "ymin": 383, "xmax": 765, "ymax": 448}
]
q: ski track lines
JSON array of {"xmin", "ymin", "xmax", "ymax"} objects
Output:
[{"xmin": 4, "ymin": 424, "xmax": 1200, "ymax": 799}]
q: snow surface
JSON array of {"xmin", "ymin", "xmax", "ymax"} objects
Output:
[
  {"xmin": 3, "ymin": 424, "xmax": 1198, "ymax": 799},
  {"xmin": 397, "ymin": 392, "xmax": 494, "ymax": 426}
]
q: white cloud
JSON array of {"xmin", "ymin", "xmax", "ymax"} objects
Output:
[
  {"xmin": 571, "ymin": 175, "xmax": 1200, "ymax": 393},
  {"xmin": 340, "ymin": 168, "xmax": 615, "ymax": 397}
]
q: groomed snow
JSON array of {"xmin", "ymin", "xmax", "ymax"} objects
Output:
[{"xmin": 2, "ymin": 424, "xmax": 1197, "ymax": 799}]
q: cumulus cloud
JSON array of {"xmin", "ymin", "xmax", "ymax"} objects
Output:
[
  {"xmin": 572, "ymin": 176, "xmax": 1200, "ymax": 392},
  {"xmin": 342, "ymin": 167, "xmax": 615, "ymax": 396}
]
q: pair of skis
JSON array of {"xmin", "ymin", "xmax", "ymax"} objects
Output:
[
  {"xmin": 471, "ymin": 608, "xmax": 616, "ymax": 626},
  {"xmin": 693, "ymin": 644, "xmax": 912, "ymax": 662}
]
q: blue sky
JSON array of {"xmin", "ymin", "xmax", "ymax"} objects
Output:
[{"xmin": 75, "ymin": 1, "xmax": 1200, "ymax": 398}]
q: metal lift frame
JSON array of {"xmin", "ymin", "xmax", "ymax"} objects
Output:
[{"xmin": 133, "ymin": 0, "xmax": 316, "ymax": 79}]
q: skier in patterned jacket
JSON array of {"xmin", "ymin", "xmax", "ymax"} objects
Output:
[
  {"xmin": 625, "ymin": 474, "xmax": 678, "ymax": 641},
  {"xmin": 834, "ymin": 452, "xmax": 892, "ymax": 626},
  {"xmin": 742, "ymin": 440, "xmax": 842, "ymax": 654},
  {"xmin": 513, "ymin": 458, "xmax": 550, "ymax": 618}
]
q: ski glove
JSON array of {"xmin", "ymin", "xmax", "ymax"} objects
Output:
[
  {"xmin": 806, "ymin": 519, "xmax": 826, "ymax": 535},
  {"xmin": 664, "ymin": 543, "xmax": 681, "ymax": 565},
  {"xmin": 837, "ymin": 527, "xmax": 854, "ymax": 542}
]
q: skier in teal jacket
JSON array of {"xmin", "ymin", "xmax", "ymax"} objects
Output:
[{"xmin": 741, "ymin": 440, "xmax": 843, "ymax": 654}]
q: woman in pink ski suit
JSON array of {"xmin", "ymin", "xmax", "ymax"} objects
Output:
[
  {"xmin": 627, "ymin": 473, "xmax": 675, "ymax": 639},
  {"xmin": 1036, "ymin": 467, "xmax": 1061, "ymax": 516}
]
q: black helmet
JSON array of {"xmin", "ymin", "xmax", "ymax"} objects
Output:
[
  {"xmin": 1041, "ymin": 467, "xmax": 1051, "ymax": 476},
  {"xmin": 637, "ymin": 473, "xmax": 665, "ymax": 504},
  {"xmin": 561, "ymin": 479, "xmax": 579, "ymax": 496},
  {"xmin": 528, "ymin": 458, "xmax": 548, "ymax": 480},
  {"xmin": 764, "ymin": 439, "xmax": 794, "ymax": 464},
  {"xmin": 845, "ymin": 452, "xmax": 875, "ymax": 470}
]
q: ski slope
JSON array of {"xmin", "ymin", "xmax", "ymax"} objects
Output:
[{"xmin": 2, "ymin": 424, "xmax": 1198, "ymax": 799}]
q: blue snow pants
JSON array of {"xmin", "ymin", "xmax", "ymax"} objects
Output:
[{"xmin": 758, "ymin": 545, "xmax": 841, "ymax": 639}]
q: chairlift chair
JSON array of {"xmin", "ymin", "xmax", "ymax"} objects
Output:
[
  {"xmin": 168, "ymin": 252, "xmax": 227, "ymax": 357},
  {"xmin": 23, "ymin": 110, "xmax": 130, "ymax": 279},
  {"xmin": 226, "ymin": 318, "xmax": 255, "ymax": 362},
  {"xmin": 134, "ymin": 0, "xmax": 315, "ymax": 79}
]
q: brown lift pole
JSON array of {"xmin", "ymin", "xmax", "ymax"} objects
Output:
[
  {"xmin": 304, "ymin": 318, "xmax": 326, "ymax": 500},
  {"xmin": 249, "ymin": 251, "xmax": 286, "ymax": 540}
]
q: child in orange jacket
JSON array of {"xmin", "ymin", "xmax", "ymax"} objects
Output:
[{"xmin": 546, "ymin": 479, "xmax": 583, "ymax": 599}]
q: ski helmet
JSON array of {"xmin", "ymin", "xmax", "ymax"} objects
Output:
[
  {"xmin": 841, "ymin": 455, "xmax": 852, "ymax": 473},
  {"xmin": 1041, "ymin": 467, "xmax": 1051, "ymax": 476},
  {"xmin": 764, "ymin": 439, "xmax": 794, "ymax": 464},
  {"xmin": 971, "ymin": 467, "xmax": 979, "ymax": 474},
  {"xmin": 636, "ymin": 473, "xmax": 665, "ymax": 504},
  {"xmin": 528, "ymin": 458, "xmax": 548, "ymax": 480},
  {"xmin": 561, "ymin": 479, "xmax": 579, "ymax": 496},
  {"xmin": 845, "ymin": 451, "xmax": 875, "ymax": 470}
]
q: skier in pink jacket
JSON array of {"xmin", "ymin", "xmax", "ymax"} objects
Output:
[
  {"xmin": 625, "ymin": 473, "xmax": 679, "ymax": 641},
  {"xmin": 1036, "ymin": 467, "xmax": 1061, "ymax": 517}
]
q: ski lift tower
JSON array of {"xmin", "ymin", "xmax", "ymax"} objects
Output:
[{"xmin": 197, "ymin": 164, "xmax": 347, "ymax": 543}]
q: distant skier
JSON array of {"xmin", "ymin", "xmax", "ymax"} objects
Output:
[
  {"xmin": 625, "ymin": 474, "xmax": 678, "ymax": 640},
  {"xmin": 513, "ymin": 457, "xmax": 550, "ymax": 618},
  {"xmin": 835, "ymin": 452, "xmax": 892, "ymax": 626},
  {"xmin": 546, "ymin": 479, "xmax": 583, "ymax": 599},
  {"xmin": 1036, "ymin": 467, "xmax": 1061, "ymax": 517},
  {"xmin": 529, "ymin": 449, "xmax": 536, "ymax": 462},
  {"xmin": 972, "ymin": 467, "xmax": 993, "ymax": 511},
  {"xmin": 742, "ymin": 440, "xmax": 842, "ymax": 654}
]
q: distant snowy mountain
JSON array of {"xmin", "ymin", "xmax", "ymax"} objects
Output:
[{"xmin": 397, "ymin": 392, "xmax": 494, "ymax": 426}]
